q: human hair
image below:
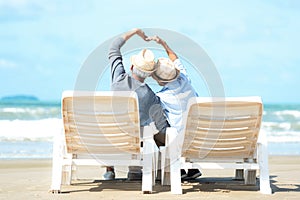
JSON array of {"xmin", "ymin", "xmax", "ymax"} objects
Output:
[{"xmin": 132, "ymin": 66, "xmax": 151, "ymax": 79}]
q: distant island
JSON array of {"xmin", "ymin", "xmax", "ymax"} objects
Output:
[{"xmin": 1, "ymin": 95, "xmax": 39, "ymax": 102}]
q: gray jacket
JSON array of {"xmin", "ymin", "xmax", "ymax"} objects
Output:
[{"xmin": 109, "ymin": 37, "xmax": 169, "ymax": 133}]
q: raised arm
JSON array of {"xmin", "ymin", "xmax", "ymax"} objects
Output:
[
  {"xmin": 109, "ymin": 28, "xmax": 150, "ymax": 83},
  {"xmin": 122, "ymin": 28, "xmax": 151, "ymax": 42},
  {"xmin": 152, "ymin": 35, "xmax": 178, "ymax": 61},
  {"xmin": 109, "ymin": 28, "xmax": 150, "ymax": 60}
]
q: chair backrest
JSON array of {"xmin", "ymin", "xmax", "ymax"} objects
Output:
[
  {"xmin": 61, "ymin": 91, "xmax": 141, "ymax": 156},
  {"xmin": 182, "ymin": 97, "xmax": 263, "ymax": 162}
]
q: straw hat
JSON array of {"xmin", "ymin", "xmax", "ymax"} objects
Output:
[
  {"xmin": 152, "ymin": 57, "xmax": 180, "ymax": 83},
  {"xmin": 130, "ymin": 49, "xmax": 156, "ymax": 73}
]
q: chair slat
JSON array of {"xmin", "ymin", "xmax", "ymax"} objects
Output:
[
  {"xmin": 184, "ymin": 128, "xmax": 258, "ymax": 140},
  {"xmin": 182, "ymin": 97, "xmax": 263, "ymax": 160},
  {"xmin": 62, "ymin": 92, "xmax": 141, "ymax": 155},
  {"xmin": 67, "ymin": 144, "xmax": 140, "ymax": 154},
  {"xmin": 187, "ymin": 117, "xmax": 260, "ymax": 129},
  {"xmin": 183, "ymin": 148, "xmax": 253, "ymax": 160},
  {"xmin": 183, "ymin": 139, "xmax": 255, "ymax": 150},
  {"xmin": 188, "ymin": 103, "xmax": 262, "ymax": 118}
]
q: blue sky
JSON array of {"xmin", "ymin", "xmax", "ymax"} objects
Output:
[{"xmin": 0, "ymin": 0, "xmax": 300, "ymax": 103}]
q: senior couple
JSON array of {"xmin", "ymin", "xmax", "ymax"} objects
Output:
[{"xmin": 104, "ymin": 28, "xmax": 202, "ymax": 181}]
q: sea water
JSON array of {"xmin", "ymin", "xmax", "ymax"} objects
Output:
[
  {"xmin": 0, "ymin": 100, "xmax": 61, "ymax": 159},
  {"xmin": 0, "ymin": 100, "xmax": 299, "ymax": 159}
]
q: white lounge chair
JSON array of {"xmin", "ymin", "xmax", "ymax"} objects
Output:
[
  {"xmin": 161, "ymin": 96, "xmax": 272, "ymax": 194},
  {"xmin": 50, "ymin": 91, "xmax": 158, "ymax": 194}
]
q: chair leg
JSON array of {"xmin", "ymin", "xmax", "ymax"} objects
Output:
[
  {"xmin": 154, "ymin": 145, "xmax": 159, "ymax": 179},
  {"xmin": 142, "ymin": 126, "xmax": 153, "ymax": 193},
  {"xmin": 167, "ymin": 127, "xmax": 182, "ymax": 194},
  {"xmin": 170, "ymin": 156, "xmax": 182, "ymax": 194},
  {"xmin": 244, "ymin": 169, "xmax": 256, "ymax": 185},
  {"xmin": 152, "ymin": 158, "xmax": 156, "ymax": 186},
  {"xmin": 163, "ymin": 158, "xmax": 171, "ymax": 185},
  {"xmin": 62, "ymin": 155, "xmax": 72, "ymax": 185},
  {"xmin": 257, "ymin": 131, "xmax": 272, "ymax": 194},
  {"xmin": 142, "ymin": 153, "xmax": 152, "ymax": 193},
  {"xmin": 71, "ymin": 164, "xmax": 78, "ymax": 181},
  {"xmin": 50, "ymin": 130, "xmax": 64, "ymax": 193},
  {"xmin": 235, "ymin": 169, "xmax": 244, "ymax": 180},
  {"xmin": 156, "ymin": 150, "xmax": 161, "ymax": 183},
  {"xmin": 160, "ymin": 146, "xmax": 171, "ymax": 185},
  {"xmin": 153, "ymin": 145, "xmax": 159, "ymax": 185}
]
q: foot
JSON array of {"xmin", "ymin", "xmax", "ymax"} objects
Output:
[
  {"xmin": 186, "ymin": 169, "xmax": 202, "ymax": 179},
  {"xmin": 181, "ymin": 169, "xmax": 187, "ymax": 179},
  {"xmin": 103, "ymin": 171, "xmax": 115, "ymax": 180},
  {"xmin": 127, "ymin": 171, "xmax": 142, "ymax": 181}
]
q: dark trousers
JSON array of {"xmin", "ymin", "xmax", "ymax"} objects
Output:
[{"xmin": 154, "ymin": 132, "xmax": 165, "ymax": 147}]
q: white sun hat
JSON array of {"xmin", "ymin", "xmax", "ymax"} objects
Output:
[
  {"xmin": 152, "ymin": 57, "xmax": 180, "ymax": 83},
  {"xmin": 130, "ymin": 49, "xmax": 156, "ymax": 73}
]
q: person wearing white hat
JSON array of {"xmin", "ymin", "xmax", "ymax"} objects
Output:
[
  {"xmin": 104, "ymin": 29, "xmax": 169, "ymax": 181},
  {"xmin": 151, "ymin": 35, "xmax": 202, "ymax": 180}
]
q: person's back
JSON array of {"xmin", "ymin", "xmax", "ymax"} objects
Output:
[
  {"xmin": 151, "ymin": 35, "xmax": 201, "ymax": 180},
  {"xmin": 109, "ymin": 33, "xmax": 169, "ymax": 145},
  {"xmin": 153, "ymin": 58, "xmax": 197, "ymax": 133},
  {"xmin": 104, "ymin": 29, "xmax": 169, "ymax": 181}
]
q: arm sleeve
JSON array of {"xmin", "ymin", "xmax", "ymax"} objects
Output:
[
  {"xmin": 148, "ymin": 97, "xmax": 169, "ymax": 134},
  {"xmin": 109, "ymin": 37, "xmax": 126, "ymax": 83},
  {"xmin": 174, "ymin": 58, "xmax": 194, "ymax": 82},
  {"xmin": 173, "ymin": 58, "xmax": 187, "ymax": 75}
]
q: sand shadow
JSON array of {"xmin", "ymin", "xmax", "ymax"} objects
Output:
[
  {"xmin": 60, "ymin": 179, "xmax": 170, "ymax": 194},
  {"xmin": 269, "ymin": 175, "xmax": 300, "ymax": 193},
  {"xmin": 58, "ymin": 175, "xmax": 300, "ymax": 194},
  {"xmin": 89, "ymin": 179, "xmax": 171, "ymax": 194},
  {"xmin": 181, "ymin": 175, "xmax": 300, "ymax": 194},
  {"xmin": 182, "ymin": 177, "xmax": 259, "ymax": 194}
]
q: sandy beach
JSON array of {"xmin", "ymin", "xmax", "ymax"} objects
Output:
[{"xmin": 0, "ymin": 156, "xmax": 299, "ymax": 200}]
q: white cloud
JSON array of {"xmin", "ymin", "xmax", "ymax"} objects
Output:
[{"xmin": 0, "ymin": 59, "xmax": 17, "ymax": 69}]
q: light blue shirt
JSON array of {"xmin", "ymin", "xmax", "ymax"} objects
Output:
[{"xmin": 157, "ymin": 59, "xmax": 198, "ymax": 133}]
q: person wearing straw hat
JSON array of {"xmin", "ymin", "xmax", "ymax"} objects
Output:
[
  {"xmin": 151, "ymin": 35, "xmax": 202, "ymax": 180},
  {"xmin": 104, "ymin": 29, "xmax": 169, "ymax": 181}
]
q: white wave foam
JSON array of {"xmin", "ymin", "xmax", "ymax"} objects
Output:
[
  {"xmin": 2, "ymin": 107, "xmax": 26, "ymax": 113},
  {"xmin": 261, "ymin": 124, "xmax": 300, "ymax": 142},
  {"xmin": 1, "ymin": 107, "xmax": 58, "ymax": 114},
  {"xmin": 263, "ymin": 111, "xmax": 267, "ymax": 115},
  {"xmin": 274, "ymin": 110, "xmax": 300, "ymax": 119},
  {"xmin": 266, "ymin": 134, "xmax": 300, "ymax": 143},
  {"xmin": 0, "ymin": 106, "xmax": 60, "ymax": 120},
  {"xmin": 0, "ymin": 152, "xmax": 53, "ymax": 159},
  {"xmin": 0, "ymin": 118, "xmax": 62, "ymax": 141},
  {"xmin": 262, "ymin": 122, "xmax": 292, "ymax": 131},
  {"xmin": 0, "ymin": 119, "xmax": 299, "ymax": 143}
]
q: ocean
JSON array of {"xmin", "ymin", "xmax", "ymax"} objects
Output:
[{"xmin": 0, "ymin": 99, "xmax": 299, "ymax": 159}]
